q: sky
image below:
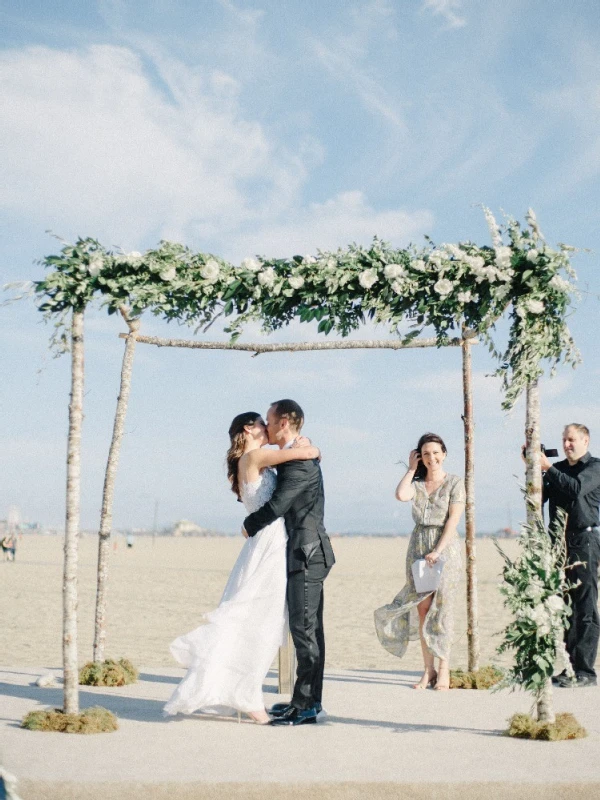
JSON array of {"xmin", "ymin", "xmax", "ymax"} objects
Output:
[{"xmin": 1, "ymin": 0, "xmax": 599, "ymax": 535}]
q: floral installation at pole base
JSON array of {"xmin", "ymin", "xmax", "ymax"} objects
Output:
[
  {"xmin": 449, "ymin": 665, "xmax": 503, "ymax": 689},
  {"xmin": 27, "ymin": 207, "xmax": 580, "ymax": 410},
  {"xmin": 78, "ymin": 657, "xmax": 138, "ymax": 687},
  {"xmin": 21, "ymin": 706, "xmax": 118, "ymax": 734},
  {"xmin": 495, "ymin": 507, "xmax": 586, "ymax": 737},
  {"xmin": 505, "ymin": 712, "xmax": 586, "ymax": 741}
]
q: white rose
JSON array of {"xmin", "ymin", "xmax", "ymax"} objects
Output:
[
  {"xmin": 288, "ymin": 275, "xmax": 305, "ymax": 290},
  {"xmin": 546, "ymin": 595, "xmax": 564, "ymax": 613},
  {"xmin": 303, "ymin": 255, "xmax": 317, "ymax": 264},
  {"xmin": 257, "ymin": 267, "xmax": 276, "ymax": 287},
  {"xmin": 495, "ymin": 246, "xmax": 512, "ymax": 269},
  {"xmin": 241, "ymin": 257, "xmax": 261, "ymax": 272},
  {"xmin": 457, "ymin": 290, "xmax": 473, "ymax": 303},
  {"xmin": 470, "ymin": 256, "xmax": 485, "ymax": 270},
  {"xmin": 526, "ymin": 249, "xmax": 539, "ymax": 263},
  {"xmin": 201, "ymin": 258, "xmax": 220, "ymax": 284},
  {"xmin": 358, "ymin": 269, "xmax": 379, "ymax": 290},
  {"xmin": 412, "ymin": 259, "xmax": 427, "ymax": 272},
  {"xmin": 384, "ymin": 263, "xmax": 405, "ymax": 280},
  {"xmin": 88, "ymin": 256, "xmax": 104, "ymax": 277},
  {"xmin": 549, "ymin": 274, "xmax": 571, "ymax": 292},
  {"xmin": 391, "ymin": 280, "xmax": 405, "ymax": 295},
  {"xmin": 159, "ymin": 267, "xmax": 177, "ymax": 282},
  {"xmin": 526, "ymin": 299, "xmax": 545, "ymax": 315},
  {"xmin": 434, "ymin": 278, "xmax": 453, "ymax": 297}
]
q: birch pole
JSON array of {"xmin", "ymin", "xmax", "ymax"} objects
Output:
[
  {"xmin": 462, "ymin": 333, "xmax": 480, "ymax": 672},
  {"xmin": 63, "ymin": 309, "xmax": 84, "ymax": 715},
  {"xmin": 93, "ymin": 310, "xmax": 140, "ymax": 662},
  {"xmin": 525, "ymin": 380, "xmax": 554, "ymax": 722}
]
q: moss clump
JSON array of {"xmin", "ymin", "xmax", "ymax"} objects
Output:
[
  {"xmin": 22, "ymin": 706, "xmax": 117, "ymax": 734},
  {"xmin": 506, "ymin": 712, "xmax": 587, "ymax": 741},
  {"xmin": 450, "ymin": 665, "xmax": 504, "ymax": 689},
  {"xmin": 79, "ymin": 658, "xmax": 138, "ymax": 686}
]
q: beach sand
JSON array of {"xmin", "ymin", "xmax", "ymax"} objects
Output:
[
  {"xmin": 3, "ymin": 533, "xmax": 524, "ymax": 671},
  {"xmin": 2, "ymin": 534, "xmax": 600, "ymax": 800}
]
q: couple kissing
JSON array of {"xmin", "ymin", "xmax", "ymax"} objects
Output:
[{"xmin": 164, "ymin": 399, "xmax": 335, "ymax": 726}]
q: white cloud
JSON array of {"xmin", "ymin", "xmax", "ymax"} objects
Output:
[
  {"xmin": 232, "ymin": 190, "xmax": 433, "ymax": 259},
  {"xmin": 0, "ymin": 43, "xmax": 431, "ymax": 264},
  {"xmin": 0, "ymin": 44, "xmax": 311, "ymax": 246},
  {"xmin": 422, "ymin": 0, "xmax": 466, "ymax": 30}
]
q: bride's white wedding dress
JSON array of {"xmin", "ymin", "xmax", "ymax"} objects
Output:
[{"xmin": 164, "ymin": 468, "xmax": 288, "ymax": 716}]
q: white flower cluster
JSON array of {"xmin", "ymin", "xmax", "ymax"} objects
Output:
[{"xmin": 200, "ymin": 259, "xmax": 220, "ymax": 284}]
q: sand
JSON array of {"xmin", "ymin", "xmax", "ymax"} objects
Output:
[
  {"xmin": 1, "ymin": 533, "xmax": 522, "ymax": 671},
  {"xmin": 2, "ymin": 535, "xmax": 600, "ymax": 800}
]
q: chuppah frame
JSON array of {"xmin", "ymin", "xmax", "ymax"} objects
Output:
[{"xmin": 107, "ymin": 325, "xmax": 480, "ymax": 693}]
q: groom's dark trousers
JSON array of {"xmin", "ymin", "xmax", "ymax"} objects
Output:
[{"xmin": 243, "ymin": 458, "xmax": 335, "ymax": 710}]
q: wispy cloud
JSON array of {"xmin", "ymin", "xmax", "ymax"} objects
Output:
[
  {"xmin": 230, "ymin": 190, "xmax": 433, "ymax": 260},
  {"xmin": 422, "ymin": 0, "xmax": 467, "ymax": 30}
]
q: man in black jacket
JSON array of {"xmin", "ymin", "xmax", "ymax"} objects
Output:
[
  {"xmin": 243, "ymin": 399, "xmax": 335, "ymax": 725},
  {"xmin": 542, "ymin": 423, "xmax": 600, "ymax": 687}
]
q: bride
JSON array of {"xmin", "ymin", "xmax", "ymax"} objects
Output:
[{"xmin": 164, "ymin": 411, "xmax": 320, "ymax": 724}]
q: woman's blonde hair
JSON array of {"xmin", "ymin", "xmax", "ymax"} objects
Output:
[{"xmin": 227, "ymin": 412, "xmax": 262, "ymax": 500}]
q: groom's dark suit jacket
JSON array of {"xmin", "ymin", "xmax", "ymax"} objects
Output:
[{"xmin": 243, "ymin": 459, "xmax": 335, "ymax": 574}]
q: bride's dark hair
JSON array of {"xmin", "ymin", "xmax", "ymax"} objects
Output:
[
  {"xmin": 413, "ymin": 432, "xmax": 447, "ymax": 481},
  {"xmin": 227, "ymin": 412, "xmax": 262, "ymax": 500}
]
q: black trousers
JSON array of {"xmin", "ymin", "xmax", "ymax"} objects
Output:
[
  {"xmin": 565, "ymin": 527, "xmax": 600, "ymax": 678},
  {"xmin": 287, "ymin": 545, "xmax": 331, "ymax": 710}
]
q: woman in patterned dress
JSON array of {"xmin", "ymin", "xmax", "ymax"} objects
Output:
[{"xmin": 374, "ymin": 433, "xmax": 465, "ymax": 690}]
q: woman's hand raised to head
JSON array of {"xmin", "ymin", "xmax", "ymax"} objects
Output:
[{"xmin": 408, "ymin": 449, "xmax": 421, "ymax": 472}]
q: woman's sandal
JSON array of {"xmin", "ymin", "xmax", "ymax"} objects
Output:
[{"xmin": 413, "ymin": 669, "xmax": 437, "ymax": 689}]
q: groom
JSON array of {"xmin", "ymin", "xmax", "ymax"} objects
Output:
[{"xmin": 242, "ymin": 399, "xmax": 335, "ymax": 726}]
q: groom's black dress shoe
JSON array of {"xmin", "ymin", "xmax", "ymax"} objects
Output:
[
  {"xmin": 270, "ymin": 701, "xmax": 322, "ymax": 717},
  {"xmin": 269, "ymin": 705, "xmax": 318, "ymax": 726},
  {"xmin": 552, "ymin": 671, "xmax": 597, "ymax": 688}
]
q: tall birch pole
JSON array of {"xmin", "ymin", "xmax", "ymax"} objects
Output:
[
  {"xmin": 63, "ymin": 309, "xmax": 84, "ymax": 715},
  {"xmin": 93, "ymin": 310, "xmax": 140, "ymax": 662},
  {"xmin": 525, "ymin": 380, "xmax": 554, "ymax": 722},
  {"xmin": 462, "ymin": 333, "xmax": 480, "ymax": 672}
]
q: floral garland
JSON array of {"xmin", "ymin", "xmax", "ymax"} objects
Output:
[
  {"xmin": 496, "ymin": 508, "xmax": 574, "ymax": 693},
  {"xmin": 33, "ymin": 208, "xmax": 579, "ymax": 409}
]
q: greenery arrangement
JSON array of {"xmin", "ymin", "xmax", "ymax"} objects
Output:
[
  {"xmin": 495, "ymin": 507, "xmax": 585, "ymax": 736},
  {"xmin": 506, "ymin": 712, "xmax": 586, "ymax": 741},
  {"xmin": 496, "ymin": 509, "xmax": 573, "ymax": 694},
  {"xmin": 22, "ymin": 706, "xmax": 117, "ymax": 734},
  {"xmin": 31, "ymin": 208, "xmax": 579, "ymax": 409},
  {"xmin": 79, "ymin": 658, "xmax": 138, "ymax": 686},
  {"xmin": 449, "ymin": 665, "xmax": 503, "ymax": 689}
]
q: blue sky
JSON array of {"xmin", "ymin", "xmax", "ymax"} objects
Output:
[{"xmin": 1, "ymin": 0, "xmax": 599, "ymax": 534}]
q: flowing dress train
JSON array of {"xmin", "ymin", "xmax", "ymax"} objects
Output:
[{"xmin": 164, "ymin": 468, "xmax": 287, "ymax": 716}]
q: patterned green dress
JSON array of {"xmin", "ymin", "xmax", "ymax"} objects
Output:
[{"xmin": 374, "ymin": 473, "xmax": 466, "ymax": 661}]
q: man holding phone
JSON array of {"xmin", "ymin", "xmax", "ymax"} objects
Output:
[{"xmin": 541, "ymin": 424, "xmax": 600, "ymax": 687}]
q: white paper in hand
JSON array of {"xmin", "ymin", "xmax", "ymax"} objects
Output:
[{"xmin": 411, "ymin": 558, "xmax": 444, "ymax": 593}]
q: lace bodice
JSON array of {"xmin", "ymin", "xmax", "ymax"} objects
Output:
[{"xmin": 240, "ymin": 468, "xmax": 277, "ymax": 513}]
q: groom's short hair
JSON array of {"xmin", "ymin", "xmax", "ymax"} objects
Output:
[{"xmin": 271, "ymin": 399, "xmax": 304, "ymax": 432}]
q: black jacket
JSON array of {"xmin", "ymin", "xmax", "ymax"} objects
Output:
[{"xmin": 243, "ymin": 459, "xmax": 335, "ymax": 573}]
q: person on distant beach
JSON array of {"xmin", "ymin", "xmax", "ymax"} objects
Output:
[
  {"xmin": 374, "ymin": 433, "xmax": 465, "ymax": 691},
  {"xmin": 1, "ymin": 533, "xmax": 16, "ymax": 562},
  {"xmin": 164, "ymin": 408, "xmax": 320, "ymax": 725}
]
